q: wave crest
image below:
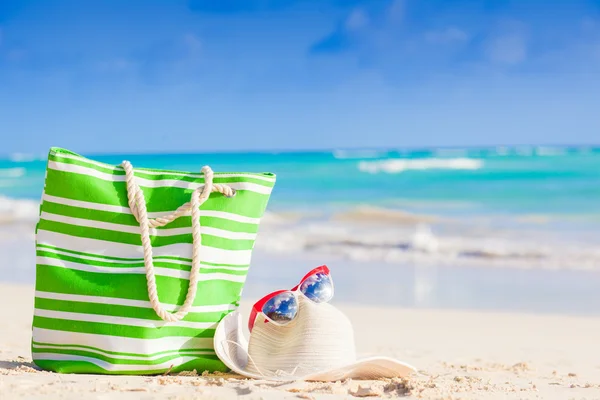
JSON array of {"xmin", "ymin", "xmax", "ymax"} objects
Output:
[
  {"xmin": 0, "ymin": 167, "xmax": 26, "ymax": 178},
  {"xmin": 257, "ymin": 207, "xmax": 600, "ymax": 271},
  {"xmin": 358, "ymin": 158, "xmax": 483, "ymax": 174},
  {"xmin": 0, "ymin": 196, "xmax": 39, "ymax": 224}
]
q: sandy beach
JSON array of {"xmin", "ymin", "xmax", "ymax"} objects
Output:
[{"xmin": 2, "ymin": 282, "xmax": 599, "ymax": 399}]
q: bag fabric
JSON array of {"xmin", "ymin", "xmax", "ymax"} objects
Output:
[{"xmin": 31, "ymin": 147, "xmax": 275, "ymax": 375}]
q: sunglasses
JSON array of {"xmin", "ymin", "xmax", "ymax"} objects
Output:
[{"xmin": 248, "ymin": 265, "xmax": 334, "ymax": 332}]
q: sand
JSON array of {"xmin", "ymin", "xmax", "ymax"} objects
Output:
[{"xmin": 1, "ymin": 283, "xmax": 600, "ymax": 399}]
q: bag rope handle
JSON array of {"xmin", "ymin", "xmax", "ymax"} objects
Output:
[{"xmin": 121, "ymin": 161, "xmax": 235, "ymax": 322}]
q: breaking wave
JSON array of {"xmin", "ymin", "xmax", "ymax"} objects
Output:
[
  {"xmin": 257, "ymin": 208, "xmax": 600, "ymax": 271},
  {"xmin": 0, "ymin": 167, "xmax": 26, "ymax": 178},
  {"xmin": 358, "ymin": 158, "xmax": 483, "ymax": 174},
  {"xmin": 0, "ymin": 196, "xmax": 40, "ymax": 224}
]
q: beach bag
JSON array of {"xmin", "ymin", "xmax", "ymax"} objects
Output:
[{"xmin": 31, "ymin": 147, "xmax": 275, "ymax": 375}]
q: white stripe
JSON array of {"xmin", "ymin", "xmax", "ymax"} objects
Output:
[
  {"xmin": 40, "ymin": 211, "xmax": 257, "ymax": 240},
  {"xmin": 54, "ymin": 152, "xmax": 276, "ymax": 182},
  {"xmin": 31, "ymin": 343, "xmax": 214, "ymax": 361},
  {"xmin": 36, "ymin": 230, "xmax": 253, "ymax": 266},
  {"xmin": 32, "ymin": 353, "xmax": 200, "ymax": 371},
  {"xmin": 42, "ymin": 193, "xmax": 262, "ymax": 224},
  {"xmin": 32, "ymin": 328, "xmax": 214, "ymax": 354},
  {"xmin": 34, "ymin": 308, "xmax": 218, "ymax": 330},
  {"xmin": 36, "ymin": 256, "xmax": 247, "ymax": 282},
  {"xmin": 36, "ymin": 246, "xmax": 165, "ymax": 265},
  {"xmin": 35, "ymin": 246, "xmax": 249, "ymax": 271},
  {"xmin": 35, "ymin": 291, "xmax": 238, "ymax": 313},
  {"xmin": 48, "ymin": 161, "xmax": 273, "ymax": 194}
]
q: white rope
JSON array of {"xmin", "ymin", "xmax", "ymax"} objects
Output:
[{"xmin": 121, "ymin": 160, "xmax": 235, "ymax": 322}]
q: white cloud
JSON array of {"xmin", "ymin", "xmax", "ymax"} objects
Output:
[
  {"xmin": 425, "ymin": 27, "xmax": 468, "ymax": 44},
  {"xmin": 486, "ymin": 33, "xmax": 527, "ymax": 65},
  {"xmin": 345, "ymin": 9, "xmax": 369, "ymax": 31}
]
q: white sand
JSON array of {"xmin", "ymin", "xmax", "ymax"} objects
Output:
[{"xmin": 1, "ymin": 283, "xmax": 599, "ymax": 399}]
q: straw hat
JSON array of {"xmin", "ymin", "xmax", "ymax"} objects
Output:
[{"xmin": 213, "ymin": 295, "xmax": 416, "ymax": 381}]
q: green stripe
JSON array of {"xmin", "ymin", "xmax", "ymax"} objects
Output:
[
  {"xmin": 34, "ymin": 298, "xmax": 234, "ymax": 323},
  {"xmin": 36, "ymin": 250, "xmax": 249, "ymax": 274},
  {"xmin": 44, "ymin": 169, "xmax": 270, "ymax": 217},
  {"xmin": 37, "ymin": 219, "xmax": 255, "ymax": 251},
  {"xmin": 41, "ymin": 201, "xmax": 260, "ymax": 233},
  {"xmin": 48, "ymin": 153, "xmax": 276, "ymax": 187},
  {"xmin": 33, "ymin": 357, "xmax": 226, "ymax": 375},
  {"xmin": 49, "ymin": 149, "xmax": 275, "ymax": 186},
  {"xmin": 31, "ymin": 347, "xmax": 216, "ymax": 366},
  {"xmin": 37, "ymin": 250, "xmax": 189, "ymax": 270},
  {"xmin": 32, "ymin": 341, "xmax": 213, "ymax": 358},
  {"xmin": 35, "ymin": 266, "xmax": 244, "ymax": 305},
  {"xmin": 33, "ymin": 316, "xmax": 216, "ymax": 339},
  {"xmin": 36, "ymin": 243, "xmax": 193, "ymax": 262},
  {"xmin": 36, "ymin": 244, "xmax": 250, "ymax": 269}
]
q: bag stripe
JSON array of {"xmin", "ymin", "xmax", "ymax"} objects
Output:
[
  {"xmin": 41, "ymin": 200, "xmax": 261, "ymax": 234},
  {"xmin": 34, "ymin": 299, "xmax": 228, "ymax": 326},
  {"xmin": 50, "ymin": 151, "xmax": 276, "ymax": 183},
  {"xmin": 32, "ymin": 353, "xmax": 203, "ymax": 371},
  {"xmin": 36, "ymin": 249, "xmax": 249, "ymax": 273},
  {"xmin": 32, "ymin": 344, "xmax": 215, "ymax": 366},
  {"xmin": 33, "ymin": 316, "xmax": 216, "ymax": 339},
  {"xmin": 37, "ymin": 219, "xmax": 255, "ymax": 251},
  {"xmin": 33, "ymin": 328, "xmax": 214, "ymax": 354},
  {"xmin": 35, "ymin": 291, "xmax": 238, "ymax": 313},
  {"xmin": 36, "ymin": 244, "xmax": 250, "ymax": 272},
  {"xmin": 48, "ymin": 161, "xmax": 274, "ymax": 194},
  {"xmin": 42, "ymin": 193, "xmax": 262, "ymax": 224},
  {"xmin": 36, "ymin": 243, "xmax": 194, "ymax": 263},
  {"xmin": 32, "ymin": 342, "xmax": 213, "ymax": 358},
  {"xmin": 34, "ymin": 308, "xmax": 218, "ymax": 330},
  {"xmin": 36, "ymin": 266, "xmax": 244, "ymax": 306},
  {"xmin": 45, "ymin": 170, "xmax": 269, "ymax": 217},
  {"xmin": 36, "ymin": 256, "xmax": 248, "ymax": 281},
  {"xmin": 37, "ymin": 230, "xmax": 253, "ymax": 265},
  {"xmin": 39, "ymin": 211, "xmax": 257, "ymax": 240}
]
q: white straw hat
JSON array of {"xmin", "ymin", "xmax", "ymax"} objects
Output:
[{"xmin": 213, "ymin": 295, "xmax": 416, "ymax": 381}]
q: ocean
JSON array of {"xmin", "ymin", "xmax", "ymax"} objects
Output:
[{"xmin": 1, "ymin": 145, "xmax": 600, "ymax": 314}]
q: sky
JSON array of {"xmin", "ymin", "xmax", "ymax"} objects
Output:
[{"xmin": 0, "ymin": 0, "xmax": 599, "ymax": 155}]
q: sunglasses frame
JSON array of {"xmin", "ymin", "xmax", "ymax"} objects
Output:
[{"xmin": 248, "ymin": 265, "xmax": 332, "ymax": 332}]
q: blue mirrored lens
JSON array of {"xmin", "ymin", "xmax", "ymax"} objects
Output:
[
  {"xmin": 299, "ymin": 273, "xmax": 334, "ymax": 303},
  {"xmin": 262, "ymin": 292, "xmax": 298, "ymax": 324}
]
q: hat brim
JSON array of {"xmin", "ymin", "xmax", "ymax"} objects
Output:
[{"xmin": 213, "ymin": 311, "xmax": 417, "ymax": 381}]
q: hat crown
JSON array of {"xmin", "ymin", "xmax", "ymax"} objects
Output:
[{"xmin": 246, "ymin": 296, "xmax": 356, "ymax": 378}]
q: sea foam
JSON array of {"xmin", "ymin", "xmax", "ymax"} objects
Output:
[
  {"xmin": 0, "ymin": 196, "xmax": 40, "ymax": 224},
  {"xmin": 0, "ymin": 167, "xmax": 26, "ymax": 178},
  {"xmin": 257, "ymin": 208, "xmax": 600, "ymax": 271},
  {"xmin": 358, "ymin": 158, "xmax": 483, "ymax": 174}
]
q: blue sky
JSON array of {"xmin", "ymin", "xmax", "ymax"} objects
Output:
[{"xmin": 0, "ymin": 0, "xmax": 599, "ymax": 154}]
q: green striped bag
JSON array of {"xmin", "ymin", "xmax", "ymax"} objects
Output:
[{"xmin": 31, "ymin": 147, "xmax": 275, "ymax": 375}]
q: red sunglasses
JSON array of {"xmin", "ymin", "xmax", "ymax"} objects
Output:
[{"xmin": 248, "ymin": 265, "xmax": 334, "ymax": 332}]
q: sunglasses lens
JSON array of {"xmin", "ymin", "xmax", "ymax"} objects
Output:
[
  {"xmin": 262, "ymin": 292, "xmax": 298, "ymax": 325},
  {"xmin": 299, "ymin": 272, "xmax": 333, "ymax": 303}
]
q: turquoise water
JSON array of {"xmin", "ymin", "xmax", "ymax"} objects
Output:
[
  {"xmin": 2, "ymin": 145, "xmax": 600, "ymax": 219},
  {"xmin": 2, "ymin": 145, "xmax": 600, "ymax": 271},
  {"xmin": 2, "ymin": 146, "xmax": 598, "ymax": 314}
]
